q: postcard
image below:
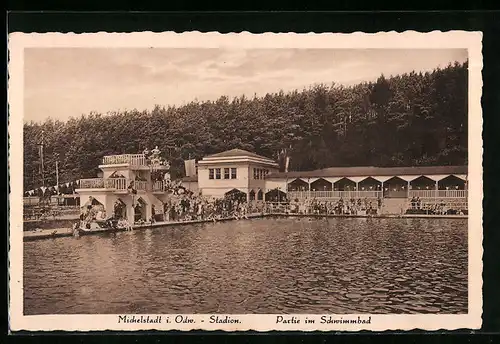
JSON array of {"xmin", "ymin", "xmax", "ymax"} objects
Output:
[{"xmin": 8, "ymin": 30, "xmax": 483, "ymax": 332}]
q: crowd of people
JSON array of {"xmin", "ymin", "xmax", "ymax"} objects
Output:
[
  {"xmin": 79, "ymin": 194, "xmax": 387, "ymax": 225},
  {"xmin": 151, "ymin": 192, "xmax": 266, "ymax": 224},
  {"xmin": 281, "ymin": 197, "xmax": 383, "ymax": 216},
  {"xmin": 409, "ymin": 196, "xmax": 423, "ymax": 210},
  {"xmin": 80, "ymin": 203, "xmax": 106, "ymax": 222},
  {"xmin": 77, "ymin": 192, "xmax": 467, "ymax": 230},
  {"xmin": 407, "ymin": 196, "xmax": 467, "ymax": 215}
]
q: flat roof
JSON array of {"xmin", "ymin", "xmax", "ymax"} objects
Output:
[{"xmin": 267, "ymin": 165, "xmax": 468, "ymax": 179}]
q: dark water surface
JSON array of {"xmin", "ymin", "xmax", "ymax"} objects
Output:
[{"xmin": 24, "ymin": 217, "xmax": 468, "ymax": 314}]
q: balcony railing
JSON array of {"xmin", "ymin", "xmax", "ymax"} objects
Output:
[
  {"xmin": 408, "ymin": 190, "xmax": 467, "ymax": 198},
  {"xmin": 286, "ymin": 190, "xmax": 468, "ymax": 200},
  {"xmin": 78, "ymin": 178, "xmax": 149, "ymax": 191},
  {"xmin": 102, "ymin": 154, "xmax": 147, "ymax": 166},
  {"xmin": 152, "ymin": 181, "xmax": 164, "ymax": 192},
  {"xmin": 79, "ymin": 178, "xmax": 105, "ymax": 189},
  {"xmin": 134, "ymin": 180, "xmax": 148, "ymax": 191},
  {"xmin": 287, "ymin": 191, "xmax": 383, "ymax": 200},
  {"xmin": 104, "ymin": 178, "xmax": 128, "ymax": 190}
]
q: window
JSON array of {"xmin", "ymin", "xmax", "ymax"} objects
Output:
[
  {"xmin": 257, "ymin": 190, "xmax": 263, "ymax": 201},
  {"xmin": 253, "ymin": 168, "xmax": 270, "ymax": 179},
  {"xmin": 209, "ymin": 168, "xmax": 214, "ymax": 180},
  {"xmin": 231, "ymin": 168, "xmax": 237, "ymax": 179},
  {"xmin": 215, "ymin": 168, "xmax": 221, "ymax": 179},
  {"xmin": 224, "ymin": 168, "xmax": 230, "ymax": 179}
]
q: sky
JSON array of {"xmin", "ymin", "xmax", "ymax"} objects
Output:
[{"xmin": 24, "ymin": 48, "xmax": 468, "ymax": 123}]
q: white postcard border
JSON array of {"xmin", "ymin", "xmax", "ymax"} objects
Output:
[{"xmin": 8, "ymin": 30, "xmax": 483, "ymax": 332}]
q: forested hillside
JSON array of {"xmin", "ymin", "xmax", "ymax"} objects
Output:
[{"xmin": 23, "ymin": 61, "xmax": 468, "ymax": 192}]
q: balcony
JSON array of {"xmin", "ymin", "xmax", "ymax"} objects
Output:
[
  {"xmin": 134, "ymin": 180, "xmax": 148, "ymax": 191},
  {"xmin": 78, "ymin": 178, "xmax": 151, "ymax": 192},
  {"xmin": 80, "ymin": 178, "xmax": 105, "ymax": 189},
  {"xmin": 152, "ymin": 181, "xmax": 165, "ymax": 193},
  {"xmin": 102, "ymin": 154, "xmax": 147, "ymax": 166}
]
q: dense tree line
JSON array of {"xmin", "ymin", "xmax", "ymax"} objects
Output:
[{"xmin": 23, "ymin": 61, "xmax": 468, "ymax": 192}]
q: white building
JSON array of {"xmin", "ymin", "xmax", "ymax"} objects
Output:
[
  {"xmin": 76, "ymin": 153, "xmax": 169, "ymax": 224},
  {"xmin": 195, "ymin": 149, "xmax": 279, "ymax": 200}
]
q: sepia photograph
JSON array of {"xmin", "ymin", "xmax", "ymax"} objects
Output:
[{"xmin": 8, "ymin": 31, "xmax": 483, "ymax": 331}]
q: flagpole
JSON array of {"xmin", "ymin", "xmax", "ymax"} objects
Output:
[
  {"xmin": 40, "ymin": 130, "xmax": 45, "ymax": 187},
  {"xmin": 55, "ymin": 160, "xmax": 59, "ymax": 193}
]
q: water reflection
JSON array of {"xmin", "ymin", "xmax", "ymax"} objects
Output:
[{"xmin": 24, "ymin": 217, "xmax": 468, "ymax": 314}]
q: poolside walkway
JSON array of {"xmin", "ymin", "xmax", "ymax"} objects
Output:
[
  {"xmin": 23, "ymin": 212, "xmax": 467, "ymax": 242},
  {"xmin": 23, "ymin": 214, "xmax": 266, "ymax": 241}
]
